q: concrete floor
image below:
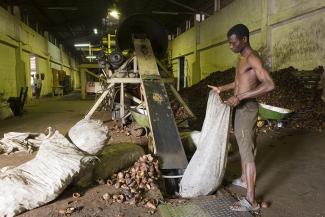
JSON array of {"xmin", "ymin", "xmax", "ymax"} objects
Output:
[
  {"xmin": 0, "ymin": 92, "xmax": 325, "ymax": 217},
  {"xmin": 0, "ymin": 92, "xmax": 94, "ymax": 168},
  {"xmin": 0, "ymin": 92, "xmax": 93, "ymax": 136},
  {"xmin": 226, "ymin": 130, "xmax": 325, "ymax": 217}
]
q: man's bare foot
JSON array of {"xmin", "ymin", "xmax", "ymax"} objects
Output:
[{"xmin": 230, "ymin": 197, "xmax": 260, "ymax": 212}]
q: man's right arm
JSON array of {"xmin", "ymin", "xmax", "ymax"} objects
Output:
[{"xmin": 208, "ymin": 82, "xmax": 235, "ymax": 93}]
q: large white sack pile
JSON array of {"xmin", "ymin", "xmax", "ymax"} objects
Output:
[
  {"xmin": 0, "ymin": 119, "xmax": 108, "ymax": 217},
  {"xmin": 179, "ymin": 91, "xmax": 230, "ymax": 197}
]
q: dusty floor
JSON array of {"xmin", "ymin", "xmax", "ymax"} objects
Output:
[
  {"xmin": 0, "ymin": 92, "xmax": 324, "ymax": 217},
  {"xmin": 226, "ymin": 129, "xmax": 325, "ymax": 217}
]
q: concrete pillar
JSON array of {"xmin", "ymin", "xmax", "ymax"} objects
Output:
[
  {"xmin": 214, "ymin": 0, "xmax": 221, "ymax": 13},
  {"xmin": 13, "ymin": 6, "xmax": 21, "ymax": 20},
  {"xmin": 73, "ymin": 64, "xmax": 79, "ymax": 90},
  {"xmin": 192, "ymin": 19, "xmax": 201, "ymax": 85},
  {"xmin": 44, "ymin": 31, "xmax": 52, "ymax": 94},
  {"xmin": 80, "ymin": 68, "xmax": 86, "ymax": 99},
  {"xmin": 59, "ymin": 44, "xmax": 64, "ymax": 70},
  {"xmin": 15, "ymin": 42, "xmax": 26, "ymax": 96},
  {"xmin": 260, "ymin": 0, "xmax": 272, "ymax": 70}
]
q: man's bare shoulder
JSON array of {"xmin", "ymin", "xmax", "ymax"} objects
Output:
[{"xmin": 247, "ymin": 50, "xmax": 262, "ymax": 67}]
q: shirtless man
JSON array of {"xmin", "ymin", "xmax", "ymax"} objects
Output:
[{"xmin": 208, "ymin": 24, "xmax": 274, "ymax": 211}]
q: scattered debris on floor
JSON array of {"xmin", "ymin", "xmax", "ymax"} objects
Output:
[
  {"xmin": 103, "ymin": 154, "xmax": 162, "ymax": 211},
  {"xmin": 110, "ymin": 124, "xmax": 132, "ymax": 136}
]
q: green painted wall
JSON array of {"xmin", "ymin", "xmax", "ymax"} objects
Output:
[
  {"xmin": 169, "ymin": 0, "xmax": 325, "ymax": 87},
  {"xmin": 0, "ymin": 7, "xmax": 80, "ymax": 99},
  {"xmin": 270, "ymin": 1, "xmax": 325, "ymax": 70},
  {"xmin": 171, "ymin": 28, "xmax": 195, "ymax": 58},
  {"xmin": 0, "ymin": 43, "xmax": 17, "ymax": 97}
]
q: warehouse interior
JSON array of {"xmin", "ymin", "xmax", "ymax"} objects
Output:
[{"xmin": 0, "ymin": 0, "xmax": 324, "ymax": 217}]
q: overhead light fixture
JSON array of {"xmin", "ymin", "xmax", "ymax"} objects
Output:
[
  {"xmin": 109, "ymin": 10, "xmax": 120, "ymax": 19},
  {"xmin": 74, "ymin": 43, "xmax": 90, "ymax": 47},
  {"xmin": 93, "ymin": 28, "xmax": 98, "ymax": 35},
  {"xmin": 85, "ymin": 55, "xmax": 97, "ymax": 59}
]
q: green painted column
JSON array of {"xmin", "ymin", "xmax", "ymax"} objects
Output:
[
  {"xmin": 15, "ymin": 42, "xmax": 26, "ymax": 97},
  {"xmin": 44, "ymin": 31, "xmax": 52, "ymax": 96},
  {"xmin": 260, "ymin": 0, "xmax": 272, "ymax": 70},
  {"xmin": 193, "ymin": 19, "xmax": 201, "ymax": 85},
  {"xmin": 80, "ymin": 68, "xmax": 86, "ymax": 99},
  {"xmin": 59, "ymin": 44, "xmax": 64, "ymax": 71}
]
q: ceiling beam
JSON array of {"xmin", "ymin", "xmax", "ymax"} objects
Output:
[
  {"xmin": 50, "ymin": 0, "xmax": 76, "ymax": 38},
  {"xmin": 166, "ymin": 0, "xmax": 210, "ymax": 16},
  {"xmin": 47, "ymin": 6, "xmax": 79, "ymax": 11},
  {"xmin": 28, "ymin": 0, "xmax": 54, "ymax": 26},
  {"xmin": 45, "ymin": 16, "xmax": 100, "ymax": 29}
]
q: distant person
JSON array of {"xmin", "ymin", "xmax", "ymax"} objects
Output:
[
  {"xmin": 208, "ymin": 24, "xmax": 274, "ymax": 212},
  {"xmin": 31, "ymin": 74, "xmax": 36, "ymax": 96},
  {"xmin": 35, "ymin": 74, "xmax": 42, "ymax": 99}
]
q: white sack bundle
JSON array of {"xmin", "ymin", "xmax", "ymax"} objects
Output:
[
  {"xmin": 68, "ymin": 119, "xmax": 108, "ymax": 155},
  {"xmin": 179, "ymin": 91, "xmax": 230, "ymax": 197},
  {"xmin": 0, "ymin": 130, "xmax": 50, "ymax": 154},
  {"xmin": 0, "ymin": 128, "xmax": 94, "ymax": 217}
]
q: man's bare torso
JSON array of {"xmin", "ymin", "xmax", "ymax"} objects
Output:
[{"xmin": 234, "ymin": 51, "xmax": 260, "ymax": 97}]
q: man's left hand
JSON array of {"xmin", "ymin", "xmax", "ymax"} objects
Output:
[{"xmin": 225, "ymin": 96, "xmax": 240, "ymax": 107}]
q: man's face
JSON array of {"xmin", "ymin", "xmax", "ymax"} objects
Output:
[{"xmin": 228, "ymin": 34, "xmax": 246, "ymax": 53}]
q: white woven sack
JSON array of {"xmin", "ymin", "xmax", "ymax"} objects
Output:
[
  {"xmin": 0, "ymin": 131, "xmax": 49, "ymax": 154},
  {"xmin": 68, "ymin": 119, "xmax": 108, "ymax": 154},
  {"xmin": 179, "ymin": 91, "xmax": 230, "ymax": 197},
  {"xmin": 0, "ymin": 129, "xmax": 94, "ymax": 217}
]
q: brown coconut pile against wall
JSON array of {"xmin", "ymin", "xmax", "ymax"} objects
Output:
[{"xmin": 178, "ymin": 67, "xmax": 325, "ymax": 132}]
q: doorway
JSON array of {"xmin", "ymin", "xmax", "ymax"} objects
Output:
[{"xmin": 178, "ymin": 56, "xmax": 186, "ymax": 90}]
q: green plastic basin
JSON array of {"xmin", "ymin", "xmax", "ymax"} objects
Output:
[
  {"xmin": 130, "ymin": 107, "xmax": 150, "ymax": 128},
  {"xmin": 258, "ymin": 103, "xmax": 293, "ymax": 120}
]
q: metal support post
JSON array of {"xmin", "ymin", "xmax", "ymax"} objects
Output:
[
  {"xmin": 84, "ymin": 83, "xmax": 114, "ymax": 120},
  {"xmin": 80, "ymin": 68, "xmax": 86, "ymax": 99},
  {"xmin": 120, "ymin": 82, "xmax": 125, "ymax": 124}
]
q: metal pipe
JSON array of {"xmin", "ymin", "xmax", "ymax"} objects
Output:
[
  {"xmin": 152, "ymin": 11, "xmax": 179, "ymax": 15},
  {"xmin": 152, "ymin": 11, "xmax": 194, "ymax": 15},
  {"xmin": 84, "ymin": 83, "xmax": 114, "ymax": 120}
]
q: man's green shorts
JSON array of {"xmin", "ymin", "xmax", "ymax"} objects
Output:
[{"xmin": 234, "ymin": 99, "xmax": 258, "ymax": 163}]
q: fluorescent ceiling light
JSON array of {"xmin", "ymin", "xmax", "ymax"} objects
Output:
[
  {"xmin": 85, "ymin": 55, "xmax": 97, "ymax": 59},
  {"xmin": 74, "ymin": 43, "xmax": 90, "ymax": 47},
  {"xmin": 109, "ymin": 10, "xmax": 119, "ymax": 19},
  {"xmin": 93, "ymin": 28, "xmax": 98, "ymax": 35}
]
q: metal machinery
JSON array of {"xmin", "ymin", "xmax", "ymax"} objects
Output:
[{"xmin": 85, "ymin": 15, "xmax": 195, "ymax": 174}]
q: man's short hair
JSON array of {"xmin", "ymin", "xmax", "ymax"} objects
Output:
[{"xmin": 227, "ymin": 24, "xmax": 249, "ymax": 40}]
